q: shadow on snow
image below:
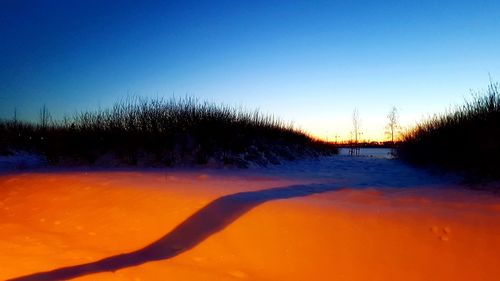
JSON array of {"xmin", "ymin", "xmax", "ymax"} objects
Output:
[{"xmin": 9, "ymin": 183, "xmax": 340, "ymax": 281}]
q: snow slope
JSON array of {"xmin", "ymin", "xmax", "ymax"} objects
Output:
[
  {"xmin": 0, "ymin": 152, "xmax": 45, "ymax": 172},
  {"xmin": 1, "ymin": 149, "xmax": 499, "ymax": 281}
]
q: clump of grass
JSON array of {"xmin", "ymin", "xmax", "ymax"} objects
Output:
[
  {"xmin": 0, "ymin": 97, "xmax": 337, "ymax": 167},
  {"xmin": 398, "ymin": 82, "xmax": 500, "ymax": 179}
]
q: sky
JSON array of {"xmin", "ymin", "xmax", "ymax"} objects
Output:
[{"xmin": 1, "ymin": 0, "xmax": 500, "ymax": 141}]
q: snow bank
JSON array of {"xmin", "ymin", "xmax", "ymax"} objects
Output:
[{"xmin": 0, "ymin": 152, "xmax": 45, "ymax": 172}]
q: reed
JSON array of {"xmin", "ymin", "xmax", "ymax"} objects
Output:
[
  {"xmin": 0, "ymin": 97, "xmax": 337, "ymax": 167},
  {"xmin": 398, "ymin": 82, "xmax": 500, "ymax": 179}
]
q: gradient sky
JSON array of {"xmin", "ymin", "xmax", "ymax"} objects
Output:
[{"xmin": 1, "ymin": 0, "xmax": 500, "ymax": 141}]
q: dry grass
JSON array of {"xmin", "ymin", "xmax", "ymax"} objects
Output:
[
  {"xmin": 0, "ymin": 97, "xmax": 337, "ymax": 167},
  {"xmin": 399, "ymin": 82, "xmax": 500, "ymax": 179}
]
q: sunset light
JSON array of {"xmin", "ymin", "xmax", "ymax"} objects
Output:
[{"xmin": 1, "ymin": 1, "xmax": 499, "ymax": 280}]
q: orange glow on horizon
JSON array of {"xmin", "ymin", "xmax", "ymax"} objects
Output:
[{"xmin": 309, "ymin": 131, "xmax": 387, "ymax": 143}]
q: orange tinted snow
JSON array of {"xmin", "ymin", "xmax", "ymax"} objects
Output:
[{"xmin": 0, "ymin": 172, "xmax": 499, "ymax": 281}]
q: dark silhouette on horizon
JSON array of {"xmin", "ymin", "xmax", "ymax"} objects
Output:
[
  {"xmin": 0, "ymin": 98, "xmax": 337, "ymax": 167},
  {"xmin": 9, "ymin": 183, "xmax": 340, "ymax": 281}
]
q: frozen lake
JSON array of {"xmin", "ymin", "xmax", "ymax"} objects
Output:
[{"xmin": 338, "ymin": 147, "xmax": 395, "ymax": 158}]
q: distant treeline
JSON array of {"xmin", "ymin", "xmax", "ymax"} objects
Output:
[
  {"xmin": 399, "ymin": 82, "xmax": 500, "ymax": 180},
  {"xmin": 337, "ymin": 141, "xmax": 397, "ymax": 148},
  {"xmin": 0, "ymin": 97, "xmax": 337, "ymax": 167}
]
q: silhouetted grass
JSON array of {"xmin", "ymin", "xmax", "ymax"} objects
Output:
[
  {"xmin": 398, "ymin": 82, "xmax": 500, "ymax": 179},
  {"xmin": 0, "ymin": 97, "xmax": 337, "ymax": 167}
]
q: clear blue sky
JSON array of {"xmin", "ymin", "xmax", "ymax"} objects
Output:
[{"xmin": 1, "ymin": 0, "xmax": 499, "ymax": 141}]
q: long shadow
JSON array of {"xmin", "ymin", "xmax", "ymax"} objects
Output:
[{"xmin": 9, "ymin": 183, "xmax": 340, "ymax": 281}]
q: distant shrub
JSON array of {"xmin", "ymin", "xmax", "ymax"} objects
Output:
[
  {"xmin": 0, "ymin": 97, "xmax": 337, "ymax": 167},
  {"xmin": 398, "ymin": 82, "xmax": 500, "ymax": 179}
]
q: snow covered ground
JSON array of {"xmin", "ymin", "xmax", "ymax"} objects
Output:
[
  {"xmin": 1, "ymin": 149, "xmax": 499, "ymax": 281},
  {"xmin": 0, "ymin": 148, "xmax": 457, "ymax": 188},
  {"xmin": 0, "ymin": 152, "xmax": 45, "ymax": 172},
  {"xmin": 244, "ymin": 148, "xmax": 460, "ymax": 188}
]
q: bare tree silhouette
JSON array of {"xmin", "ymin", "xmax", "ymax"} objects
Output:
[
  {"xmin": 39, "ymin": 105, "xmax": 51, "ymax": 129},
  {"xmin": 385, "ymin": 106, "xmax": 400, "ymax": 145},
  {"xmin": 350, "ymin": 108, "xmax": 360, "ymax": 155}
]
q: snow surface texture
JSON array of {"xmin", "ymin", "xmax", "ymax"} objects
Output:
[
  {"xmin": 0, "ymin": 152, "xmax": 45, "ymax": 172},
  {"xmin": 1, "ymin": 148, "xmax": 496, "ymax": 281},
  {"xmin": 0, "ymin": 148, "xmax": 458, "ymax": 189},
  {"xmin": 244, "ymin": 148, "xmax": 460, "ymax": 189}
]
